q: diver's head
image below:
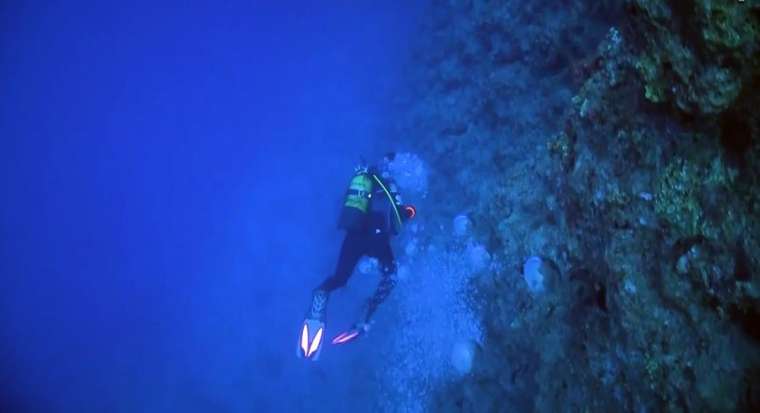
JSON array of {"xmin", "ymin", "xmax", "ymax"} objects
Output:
[{"xmin": 379, "ymin": 152, "xmax": 396, "ymax": 178}]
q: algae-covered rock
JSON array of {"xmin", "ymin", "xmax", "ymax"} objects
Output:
[
  {"xmin": 634, "ymin": 52, "xmax": 668, "ymax": 103},
  {"xmin": 630, "ymin": 0, "xmax": 760, "ymax": 115},
  {"xmin": 700, "ymin": 0, "xmax": 760, "ymax": 51},
  {"xmin": 654, "ymin": 149, "xmax": 737, "ymax": 240},
  {"xmin": 654, "ymin": 155, "xmax": 710, "ymax": 238},
  {"xmin": 687, "ymin": 66, "xmax": 742, "ymax": 115}
]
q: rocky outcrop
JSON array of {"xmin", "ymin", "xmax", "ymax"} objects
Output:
[{"xmin": 392, "ymin": 0, "xmax": 760, "ymax": 411}]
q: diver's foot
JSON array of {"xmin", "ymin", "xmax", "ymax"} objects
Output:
[{"xmin": 308, "ymin": 289, "xmax": 328, "ymax": 321}]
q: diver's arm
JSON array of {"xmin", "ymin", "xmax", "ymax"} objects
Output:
[
  {"xmin": 370, "ymin": 173, "xmax": 403, "ymax": 206},
  {"xmin": 384, "ymin": 178, "xmax": 418, "ymax": 222},
  {"xmin": 387, "ymin": 179, "xmax": 403, "ymax": 207}
]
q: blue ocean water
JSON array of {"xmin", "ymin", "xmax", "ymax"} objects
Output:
[
  {"xmin": 5, "ymin": 1, "xmax": 760, "ymax": 412},
  {"xmin": 1, "ymin": 2, "xmax": 424, "ymax": 411}
]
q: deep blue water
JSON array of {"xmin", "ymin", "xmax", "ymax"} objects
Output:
[{"xmin": 1, "ymin": 2, "xmax": 424, "ymax": 411}]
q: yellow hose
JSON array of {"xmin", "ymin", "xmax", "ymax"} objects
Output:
[{"xmin": 372, "ymin": 174, "xmax": 403, "ymax": 229}]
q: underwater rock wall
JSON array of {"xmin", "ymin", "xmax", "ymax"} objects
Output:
[{"xmin": 388, "ymin": 0, "xmax": 760, "ymax": 411}]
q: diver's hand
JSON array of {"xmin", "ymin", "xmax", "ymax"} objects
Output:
[{"xmin": 402, "ymin": 204, "xmax": 416, "ymax": 221}]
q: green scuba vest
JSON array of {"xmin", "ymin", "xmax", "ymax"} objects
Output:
[
  {"xmin": 339, "ymin": 171, "xmax": 404, "ymax": 233},
  {"xmin": 343, "ymin": 173, "xmax": 373, "ymax": 213}
]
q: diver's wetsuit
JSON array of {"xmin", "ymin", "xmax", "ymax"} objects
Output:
[{"xmin": 316, "ymin": 170, "xmax": 403, "ymax": 323}]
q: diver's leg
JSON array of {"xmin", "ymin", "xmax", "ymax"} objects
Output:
[
  {"xmin": 318, "ymin": 231, "xmax": 366, "ymax": 292},
  {"xmin": 363, "ymin": 235, "xmax": 397, "ymax": 322},
  {"xmin": 307, "ymin": 231, "xmax": 366, "ymax": 321}
]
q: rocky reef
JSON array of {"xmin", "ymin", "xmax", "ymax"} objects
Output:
[
  {"xmin": 388, "ymin": 0, "xmax": 760, "ymax": 411},
  {"xmin": 631, "ymin": 0, "xmax": 759, "ymax": 114}
]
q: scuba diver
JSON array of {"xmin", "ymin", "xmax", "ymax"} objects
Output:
[{"xmin": 297, "ymin": 153, "xmax": 416, "ymax": 360}]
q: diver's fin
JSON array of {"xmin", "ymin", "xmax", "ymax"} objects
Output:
[
  {"xmin": 297, "ymin": 318, "xmax": 326, "ymax": 360},
  {"xmin": 297, "ymin": 290, "xmax": 329, "ymax": 360},
  {"xmin": 331, "ymin": 322, "xmax": 369, "ymax": 345}
]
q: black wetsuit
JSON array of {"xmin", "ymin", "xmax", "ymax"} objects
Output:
[{"xmin": 317, "ymin": 170, "xmax": 404, "ymax": 322}]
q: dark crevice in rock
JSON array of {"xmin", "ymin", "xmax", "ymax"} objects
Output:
[
  {"xmin": 720, "ymin": 109, "xmax": 753, "ymax": 169},
  {"xmin": 735, "ymin": 242, "xmax": 752, "ymax": 281},
  {"xmin": 729, "ymin": 303, "xmax": 760, "ymax": 345}
]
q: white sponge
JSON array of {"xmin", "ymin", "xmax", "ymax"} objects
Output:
[
  {"xmin": 451, "ymin": 339, "xmax": 477, "ymax": 375},
  {"xmin": 523, "ymin": 256, "xmax": 545, "ymax": 294}
]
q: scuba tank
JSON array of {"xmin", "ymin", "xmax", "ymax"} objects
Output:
[{"xmin": 337, "ymin": 168, "xmax": 374, "ymax": 230}]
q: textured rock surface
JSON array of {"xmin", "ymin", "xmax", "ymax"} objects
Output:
[
  {"xmin": 383, "ymin": 0, "xmax": 760, "ymax": 411},
  {"xmin": 630, "ymin": 0, "xmax": 759, "ymax": 114}
]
